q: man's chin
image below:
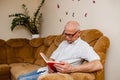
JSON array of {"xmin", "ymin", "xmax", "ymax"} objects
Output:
[{"xmin": 67, "ymin": 41, "xmax": 73, "ymax": 44}]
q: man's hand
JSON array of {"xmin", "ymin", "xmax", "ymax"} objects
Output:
[
  {"xmin": 54, "ymin": 61, "xmax": 73, "ymax": 73},
  {"xmin": 48, "ymin": 66, "xmax": 55, "ymax": 73}
]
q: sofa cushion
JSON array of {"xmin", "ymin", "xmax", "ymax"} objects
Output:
[
  {"xmin": 44, "ymin": 35, "xmax": 57, "ymax": 47},
  {"xmin": 34, "ymin": 45, "xmax": 48, "ymax": 66},
  {"xmin": 6, "ymin": 40, "xmax": 35, "ymax": 64},
  {"xmin": 6, "ymin": 39, "xmax": 29, "ymax": 47},
  {"xmin": 80, "ymin": 29, "xmax": 103, "ymax": 45},
  {"xmin": 29, "ymin": 38, "xmax": 44, "ymax": 47},
  {"xmin": 0, "ymin": 41, "xmax": 7, "ymax": 64},
  {"xmin": 54, "ymin": 35, "xmax": 65, "ymax": 47},
  {"xmin": 45, "ymin": 43, "xmax": 57, "ymax": 58},
  {"xmin": 0, "ymin": 39, "xmax": 5, "ymax": 46},
  {"xmin": 10, "ymin": 63, "xmax": 40, "ymax": 80},
  {"xmin": 94, "ymin": 36, "xmax": 110, "ymax": 53}
]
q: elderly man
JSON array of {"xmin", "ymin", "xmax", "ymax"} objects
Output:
[{"xmin": 18, "ymin": 20, "xmax": 103, "ymax": 80}]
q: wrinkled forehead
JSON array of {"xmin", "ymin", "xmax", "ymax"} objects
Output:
[
  {"xmin": 65, "ymin": 21, "xmax": 80, "ymax": 27},
  {"xmin": 64, "ymin": 21, "xmax": 80, "ymax": 32}
]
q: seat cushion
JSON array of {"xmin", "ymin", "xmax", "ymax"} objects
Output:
[{"xmin": 10, "ymin": 63, "xmax": 40, "ymax": 80}]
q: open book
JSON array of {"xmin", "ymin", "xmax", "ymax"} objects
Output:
[{"xmin": 40, "ymin": 52, "xmax": 60, "ymax": 72}]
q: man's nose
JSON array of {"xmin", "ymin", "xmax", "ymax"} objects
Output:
[{"xmin": 65, "ymin": 36, "xmax": 71, "ymax": 40}]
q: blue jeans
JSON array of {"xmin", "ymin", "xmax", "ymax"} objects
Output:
[{"xmin": 17, "ymin": 70, "xmax": 45, "ymax": 80}]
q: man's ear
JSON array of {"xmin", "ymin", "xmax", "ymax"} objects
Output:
[
  {"xmin": 78, "ymin": 30, "xmax": 80, "ymax": 33},
  {"xmin": 76, "ymin": 30, "xmax": 80, "ymax": 35},
  {"xmin": 77, "ymin": 30, "xmax": 81, "ymax": 35}
]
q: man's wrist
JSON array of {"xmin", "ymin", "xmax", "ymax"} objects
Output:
[
  {"xmin": 69, "ymin": 66, "xmax": 75, "ymax": 73},
  {"xmin": 70, "ymin": 65, "xmax": 80, "ymax": 73}
]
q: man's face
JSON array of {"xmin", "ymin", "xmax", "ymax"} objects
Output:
[{"xmin": 63, "ymin": 29, "xmax": 80, "ymax": 43}]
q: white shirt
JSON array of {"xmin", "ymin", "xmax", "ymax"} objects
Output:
[
  {"xmin": 50, "ymin": 37, "xmax": 100, "ymax": 65},
  {"xmin": 37, "ymin": 37, "xmax": 100, "ymax": 73}
]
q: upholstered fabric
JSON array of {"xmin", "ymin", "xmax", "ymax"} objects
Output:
[
  {"xmin": 0, "ymin": 64, "xmax": 10, "ymax": 80},
  {"xmin": 38, "ymin": 73, "xmax": 74, "ymax": 80},
  {"xmin": 6, "ymin": 39, "xmax": 35, "ymax": 64},
  {"xmin": 0, "ymin": 39, "xmax": 7, "ymax": 64}
]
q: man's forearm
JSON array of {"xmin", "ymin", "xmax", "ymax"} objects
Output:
[{"xmin": 71, "ymin": 60, "xmax": 103, "ymax": 73}]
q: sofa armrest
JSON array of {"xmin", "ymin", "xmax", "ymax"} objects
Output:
[
  {"xmin": 70, "ymin": 72, "xmax": 95, "ymax": 80},
  {"xmin": 0, "ymin": 64, "xmax": 11, "ymax": 80},
  {"xmin": 38, "ymin": 73, "xmax": 73, "ymax": 80},
  {"xmin": 38, "ymin": 72, "xmax": 95, "ymax": 80},
  {"xmin": 0, "ymin": 64, "xmax": 10, "ymax": 75}
]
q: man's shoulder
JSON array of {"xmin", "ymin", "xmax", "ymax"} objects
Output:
[
  {"xmin": 77, "ymin": 38, "xmax": 90, "ymax": 46},
  {"xmin": 60, "ymin": 40, "xmax": 67, "ymax": 44}
]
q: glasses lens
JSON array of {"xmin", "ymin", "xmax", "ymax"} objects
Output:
[{"xmin": 64, "ymin": 31, "xmax": 78, "ymax": 38}]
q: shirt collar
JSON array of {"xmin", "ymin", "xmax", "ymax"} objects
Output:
[{"xmin": 72, "ymin": 37, "xmax": 81, "ymax": 45}]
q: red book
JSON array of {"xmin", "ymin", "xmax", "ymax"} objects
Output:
[{"xmin": 40, "ymin": 53, "xmax": 60, "ymax": 72}]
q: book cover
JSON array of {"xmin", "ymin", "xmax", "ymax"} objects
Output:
[{"xmin": 40, "ymin": 53, "xmax": 60, "ymax": 72}]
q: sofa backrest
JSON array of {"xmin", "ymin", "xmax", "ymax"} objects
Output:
[
  {"xmin": 5, "ymin": 38, "xmax": 35, "ymax": 64},
  {"xmin": 0, "ymin": 29, "xmax": 110, "ymax": 68}
]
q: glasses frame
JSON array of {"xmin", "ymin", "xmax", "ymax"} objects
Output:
[{"xmin": 63, "ymin": 31, "xmax": 78, "ymax": 38}]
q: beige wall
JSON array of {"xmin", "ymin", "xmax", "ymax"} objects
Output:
[{"xmin": 0, "ymin": 0, "xmax": 120, "ymax": 80}]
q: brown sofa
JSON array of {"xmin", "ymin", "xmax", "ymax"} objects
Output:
[{"xmin": 0, "ymin": 29, "xmax": 110, "ymax": 80}]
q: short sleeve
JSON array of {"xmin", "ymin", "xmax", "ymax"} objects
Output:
[{"xmin": 81, "ymin": 45, "xmax": 100, "ymax": 62}]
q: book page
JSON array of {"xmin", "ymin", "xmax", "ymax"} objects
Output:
[
  {"xmin": 40, "ymin": 52, "xmax": 60, "ymax": 72},
  {"xmin": 40, "ymin": 52, "xmax": 49, "ymax": 63}
]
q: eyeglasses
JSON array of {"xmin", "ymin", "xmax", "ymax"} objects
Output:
[{"xmin": 63, "ymin": 31, "xmax": 78, "ymax": 38}]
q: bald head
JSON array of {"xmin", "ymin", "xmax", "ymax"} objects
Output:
[{"xmin": 64, "ymin": 20, "xmax": 80, "ymax": 32}]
